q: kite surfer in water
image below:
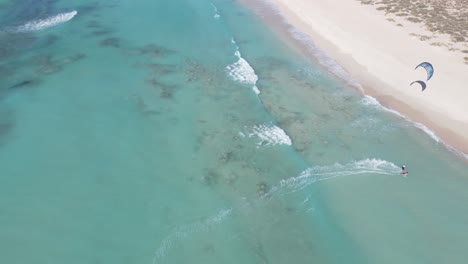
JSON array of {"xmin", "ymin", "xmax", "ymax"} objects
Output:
[{"xmin": 400, "ymin": 165, "xmax": 408, "ymax": 175}]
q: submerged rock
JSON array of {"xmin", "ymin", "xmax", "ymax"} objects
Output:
[
  {"xmin": 63, "ymin": 53, "xmax": 87, "ymax": 64},
  {"xmin": 0, "ymin": 110, "xmax": 15, "ymax": 143},
  {"xmin": 256, "ymin": 181, "xmax": 269, "ymax": 196},
  {"xmin": 91, "ymin": 29, "xmax": 113, "ymax": 36},
  {"xmin": 136, "ymin": 44, "xmax": 175, "ymax": 57},
  {"xmin": 100, "ymin": 37, "xmax": 121, "ymax": 48},
  {"xmin": 8, "ymin": 78, "xmax": 41, "ymax": 89},
  {"xmin": 202, "ymin": 169, "xmax": 219, "ymax": 185}
]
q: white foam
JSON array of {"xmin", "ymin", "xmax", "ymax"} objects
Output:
[
  {"xmin": 361, "ymin": 96, "xmax": 404, "ymax": 118},
  {"xmin": 361, "ymin": 95, "xmax": 441, "ymax": 143},
  {"xmin": 153, "ymin": 208, "xmax": 232, "ymax": 264},
  {"xmin": 458, "ymin": 151, "xmax": 468, "ymax": 160},
  {"xmin": 245, "ymin": 123, "xmax": 292, "ymax": 146},
  {"xmin": 350, "ymin": 116, "xmax": 379, "ymax": 130},
  {"xmin": 8, "ymin": 11, "xmax": 77, "ymax": 33},
  {"xmin": 361, "ymin": 95, "xmax": 380, "ymax": 107},
  {"xmin": 205, "ymin": 208, "xmax": 232, "ymax": 224},
  {"xmin": 413, "ymin": 123, "xmax": 440, "ymax": 143},
  {"xmin": 227, "ymin": 51, "xmax": 259, "ymax": 87},
  {"xmin": 257, "ymin": 0, "xmax": 466, "ymax": 160},
  {"xmin": 269, "ymin": 159, "xmax": 401, "ymax": 195},
  {"xmin": 252, "ymin": 85, "xmax": 261, "ymax": 95},
  {"xmin": 227, "ymin": 38, "xmax": 260, "ymax": 95},
  {"xmin": 352, "ymin": 96, "xmax": 397, "ymax": 132},
  {"xmin": 361, "ymin": 94, "xmax": 468, "ymax": 160},
  {"xmin": 211, "ymin": 3, "xmax": 220, "ymax": 19}
]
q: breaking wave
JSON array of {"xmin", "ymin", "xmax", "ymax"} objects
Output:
[
  {"xmin": 361, "ymin": 96, "xmax": 404, "ymax": 118},
  {"xmin": 240, "ymin": 123, "xmax": 292, "ymax": 147},
  {"xmin": 361, "ymin": 95, "xmax": 441, "ymax": 141},
  {"xmin": 6, "ymin": 10, "xmax": 77, "ymax": 33},
  {"xmin": 361, "ymin": 95, "xmax": 468, "ymax": 160},
  {"xmin": 226, "ymin": 38, "xmax": 260, "ymax": 95}
]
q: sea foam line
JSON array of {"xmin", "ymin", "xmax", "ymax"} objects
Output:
[
  {"xmin": 362, "ymin": 96, "xmax": 439, "ymax": 143},
  {"xmin": 226, "ymin": 38, "xmax": 260, "ymax": 95},
  {"xmin": 242, "ymin": 0, "xmax": 467, "ymax": 161},
  {"xmin": 361, "ymin": 96, "xmax": 468, "ymax": 160},
  {"xmin": 256, "ymin": 0, "xmax": 466, "ymax": 160},
  {"xmin": 258, "ymin": 0, "xmax": 448, "ymax": 152},
  {"xmin": 6, "ymin": 10, "xmax": 77, "ymax": 33}
]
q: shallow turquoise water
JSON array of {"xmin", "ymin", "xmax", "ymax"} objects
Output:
[{"xmin": 0, "ymin": 1, "xmax": 467, "ymax": 263}]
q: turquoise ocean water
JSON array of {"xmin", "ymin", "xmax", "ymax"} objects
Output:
[{"xmin": 0, "ymin": 0, "xmax": 467, "ymax": 263}]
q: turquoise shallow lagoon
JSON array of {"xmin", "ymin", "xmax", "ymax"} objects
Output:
[{"xmin": 0, "ymin": 0, "xmax": 467, "ymax": 263}]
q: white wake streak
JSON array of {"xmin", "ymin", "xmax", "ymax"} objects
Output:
[
  {"xmin": 8, "ymin": 11, "xmax": 77, "ymax": 33},
  {"xmin": 153, "ymin": 208, "xmax": 232, "ymax": 264},
  {"xmin": 269, "ymin": 159, "xmax": 401, "ymax": 195}
]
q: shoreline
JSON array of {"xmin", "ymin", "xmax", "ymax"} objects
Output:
[{"xmin": 240, "ymin": 0, "xmax": 468, "ymax": 160}]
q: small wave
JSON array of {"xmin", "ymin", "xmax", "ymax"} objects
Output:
[
  {"xmin": 352, "ymin": 96, "xmax": 397, "ymax": 132},
  {"xmin": 361, "ymin": 96, "xmax": 404, "ymax": 118},
  {"xmin": 252, "ymin": 86, "xmax": 261, "ymax": 95},
  {"xmin": 361, "ymin": 95, "xmax": 468, "ymax": 160},
  {"xmin": 153, "ymin": 208, "xmax": 232, "ymax": 264},
  {"xmin": 360, "ymin": 96, "xmax": 380, "ymax": 107},
  {"xmin": 7, "ymin": 11, "xmax": 77, "ymax": 33},
  {"xmin": 269, "ymin": 159, "xmax": 400, "ymax": 194},
  {"xmin": 361, "ymin": 96, "xmax": 440, "ymax": 143},
  {"xmin": 413, "ymin": 123, "xmax": 440, "ymax": 143},
  {"xmin": 227, "ymin": 38, "xmax": 260, "ymax": 95},
  {"xmin": 211, "ymin": 3, "xmax": 220, "ymax": 19},
  {"xmin": 243, "ymin": 123, "xmax": 292, "ymax": 146}
]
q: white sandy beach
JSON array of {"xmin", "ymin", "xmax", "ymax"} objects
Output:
[{"xmin": 249, "ymin": 0, "xmax": 468, "ymax": 156}]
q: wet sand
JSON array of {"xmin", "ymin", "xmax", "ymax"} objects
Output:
[{"xmin": 241, "ymin": 0, "xmax": 468, "ymax": 158}]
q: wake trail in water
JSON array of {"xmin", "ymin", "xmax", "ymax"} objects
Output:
[
  {"xmin": 152, "ymin": 208, "xmax": 232, "ymax": 264},
  {"xmin": 269, "ymin": 159, "xmax": 401, "ymax": 195},
  {"xmin": 4, "ymin": 10, "xmax": 77, "ymax": 33}
]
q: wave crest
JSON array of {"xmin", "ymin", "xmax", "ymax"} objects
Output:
[
  {"xmin": 242, "ymin": 123, "xmax": 292, "ymax": 147},
  {"xmin": 227, "ymin": 38, "xmax": 260, "ymax": 95}
]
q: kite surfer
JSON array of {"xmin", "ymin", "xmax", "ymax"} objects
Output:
[{"xmin": 400, "ymin": 165, "xmax": 408, "ymax": 175}]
